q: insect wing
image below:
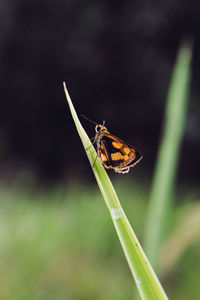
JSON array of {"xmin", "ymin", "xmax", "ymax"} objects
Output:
[{"xmin": 98, "ymin": 133, "xmax": 142, "ymax": 170}]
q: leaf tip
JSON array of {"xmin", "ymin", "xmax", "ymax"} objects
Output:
[{"xmin": 63, "ymin": 82, "xmax": 71, "ymax": 106}]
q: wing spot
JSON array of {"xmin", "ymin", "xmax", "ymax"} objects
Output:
[
  {"xmin": 111, "ymin": 152, "xmax": 123, "ymax": 161},
  {"xmin": 101, "ymin": 153, "xmax": 107, "ymax": 162},
  {"xmin": 124, "ymin": 147, "xmax": 131, "ymax": 154},
  {"xmin": 112, "ymin": 141, "xmax": 123, "ymax": 149}
]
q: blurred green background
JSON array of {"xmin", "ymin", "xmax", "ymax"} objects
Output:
[
  {"xmin": 0, "ymin": 1, "xmax": 200, "ymax": 299},
  {"xmin": 0, "ymin": 181, "xmax": 199, "ymax": 299}
]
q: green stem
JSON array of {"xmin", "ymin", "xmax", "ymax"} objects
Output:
[{"xmin": 64, "ymin": 83, "xmax": 168, "ymax": 300}]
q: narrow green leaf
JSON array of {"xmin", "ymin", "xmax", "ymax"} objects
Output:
[
  {"xmin": 144, "ymin": 39, "xmax": 193, "ymax": 268},
  {"xmin": 63, "ymin": 83, "xmax": 168, "ymax": 300}
]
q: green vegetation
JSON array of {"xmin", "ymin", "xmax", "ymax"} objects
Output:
[
  {"xmin": 144, "ymin": 39, "xmax": 193, "ymax": 268},
  {"xmin": 0, "ymin": 182, "xmax": 199, "ymax": 300},
  {"xmin": 64, "ymin": 84, "xmax": 167, "ymax": 299}
]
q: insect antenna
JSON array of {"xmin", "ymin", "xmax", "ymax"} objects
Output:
[
  {"xmin": 81, "ymin": 115, "xmax": 106, "ymax": 128},
  {"xmin": 81, "ymin": 114, "xmax": 98, "ymax": 125}
]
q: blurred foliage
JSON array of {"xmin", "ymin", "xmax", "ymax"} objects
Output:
[
  {"xmin": 0, "ymin": 0, "xmax": 199, "ymax": 181},
  {"xmin": 144, "ymin": 40, "xmax": 192, "ymax": 268},
  {"xmin": 0, "ymin": 181, "xmax": 199, "ymax": 299},
  {"xmin": 159, "ymin": 201, "xmax": 200, "ymax": 276}
]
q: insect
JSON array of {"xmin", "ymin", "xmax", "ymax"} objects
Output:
[{"xmin": 83, "ymin": 116, "xmax": 142, "ymax": 174}]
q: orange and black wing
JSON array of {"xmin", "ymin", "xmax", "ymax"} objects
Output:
[{"xmin": 97, "ymin": 133, "xmax": 142, "ymax": 172}]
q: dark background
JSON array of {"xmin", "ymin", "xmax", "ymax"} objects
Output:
[{"xmin": 0, "ymin": 0, "xmax": 200, "ymax": 183}]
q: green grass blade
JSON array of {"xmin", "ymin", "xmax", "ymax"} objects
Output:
[
  {"xmin": 144, "ymin": 40, "xmax": 193, "ymax": 268},
  {"xmin": 63, "ymin": 83, "xmax": 168, "ymax": 300}
]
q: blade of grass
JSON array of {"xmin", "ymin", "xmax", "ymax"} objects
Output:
[
  {"xmin": 144, "ymin": 39, "xmax": 193, "ymax": 268},
  {"xmin": 63, "ymin": 83, "xmax": 168, "ymax": 300}
]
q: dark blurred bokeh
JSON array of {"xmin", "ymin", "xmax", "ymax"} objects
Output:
[{"xmin": 0, "ymin": 0, "xmax": 199, "ymax": 183}]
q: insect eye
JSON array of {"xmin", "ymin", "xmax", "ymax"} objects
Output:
[{"xmin": 96, "ymin": 125, "xmax": 102, "ymax": 132}]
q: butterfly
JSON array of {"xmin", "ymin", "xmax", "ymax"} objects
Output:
[{"xmin": 83, "ymin": 116, "xmax": 142, "ymax": 174}]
